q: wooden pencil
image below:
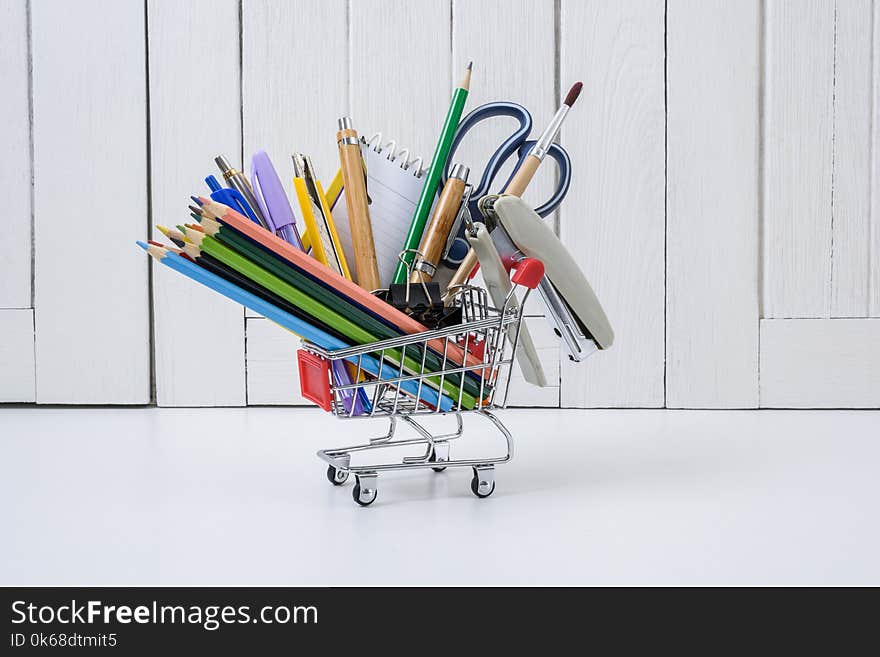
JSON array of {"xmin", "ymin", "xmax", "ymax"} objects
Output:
[
  {"xmin": 182, "ymin": 228, "xmax": 478, "ymax": 408},
  {"xmin": 137, "ymin": 240, "xmax": 455, "ymax": 412},
  {"xmin": 156, "ymin": 225, "xmax": 187, "ymax": 248},
  {"xmin": 196, "ymin": 197, "xmax": 484, "ymax": 375},
  {"xmin": 192, "ymin": 213, "xmax": 483, "ymax": 398},
  {"xmin": 392, "ymin": 62, "xmax": 473, "ymax": 284},
  {"xmin": 180, "ymin": 242, "xmax": 352, "ymax": 344}
]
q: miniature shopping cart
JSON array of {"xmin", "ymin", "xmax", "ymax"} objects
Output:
[{"xmin": 296, "ymin": 257, "xmax": 545, "ymax": 506}]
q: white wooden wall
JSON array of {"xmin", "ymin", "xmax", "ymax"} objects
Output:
[{"xmin": 1, "ymin": 0, "xmax": 878, "ymax": 409}]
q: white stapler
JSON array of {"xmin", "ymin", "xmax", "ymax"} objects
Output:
[{"xmin": 478, "ymin": 195, "xmax": 614, "ymax": 361}]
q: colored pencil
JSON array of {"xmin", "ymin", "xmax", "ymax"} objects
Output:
[
  {"xmin": 156, "ymin": 225, "xmax": 187, "ymax": 248},
  {"xmin": 177, "ymin": 238, "xmax": 370, "ymax": 414},
  {"xmin": 196, "ymin": 197, "xmax": 484, "ymax": 375},
  {"xmin": 138, "ymin": 241, "xmax": 456, "ymax": 412},
  {"xmin": 182, "ymin": 228, "xmax": 478, "ymax": 409},
  {"xmin": 392, "ymin": 62, "xmax": 472, "ymax": 284},
  {"xmin": 192, "ymin": 213, "xmax": 484, "ymax": 398}
]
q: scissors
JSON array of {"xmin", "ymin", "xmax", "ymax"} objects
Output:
[{"xmin": 438, "ymin": 101, "xmax": 572, "ymax": 265}]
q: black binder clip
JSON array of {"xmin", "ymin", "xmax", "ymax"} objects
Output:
[{"xmin": 379, "ymin": 250, "xmax": 462, "ymax": 329}]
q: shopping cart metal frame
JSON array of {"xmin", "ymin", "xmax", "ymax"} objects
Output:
[{"xmin": 300, "ymin": 258, "xmax": 546, "ymax": 506}]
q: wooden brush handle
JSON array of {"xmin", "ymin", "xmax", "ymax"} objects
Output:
[
  {"xmin": 504, "ymin": 153, "xmax": 541, "ymax": 196},
  {"xmin": 411, "ymin": 175, "xmax": 466, "ymax": 284},
  {"xmin": 337, "ymin": 128, "xmax": 381, "ymax": 291}
]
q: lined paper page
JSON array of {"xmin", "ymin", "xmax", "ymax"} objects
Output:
[{"xmin": 331, "ymin": 142, "xmax": 426, "ymax": 288}]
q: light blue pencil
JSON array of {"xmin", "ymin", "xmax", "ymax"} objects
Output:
[{"xmin": 137, "ymin": 241, "xmax": 453, "ymax": 412}]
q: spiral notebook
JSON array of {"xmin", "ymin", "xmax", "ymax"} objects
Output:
[{"xmin": 326, "ymin": 133, "xmax": 427, "ymax": 289}]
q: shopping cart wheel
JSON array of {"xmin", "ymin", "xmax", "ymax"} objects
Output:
[
  {"xmin": 470, "ymin": 466, "xmax": 495, "ymax": 499},
  {"xmin": 428, "ymin": 452, "xmax": 447, "ymax": 473},
  {"xmin": 326, "ymin": 465, "xmax": 349, "ymax": 486},
  {"xmin": 353, "ymin": 474, "xmax": 378, "ymax": 507}
]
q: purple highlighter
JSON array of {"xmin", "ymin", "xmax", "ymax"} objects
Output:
[{"xmin": 250, "ymin": 150, "xmax": 304, "ymax": 250}]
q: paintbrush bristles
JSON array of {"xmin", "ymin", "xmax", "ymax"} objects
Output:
[{"xmin": 564, "ymin": 81, "xmax": 583, "ymax": 107}]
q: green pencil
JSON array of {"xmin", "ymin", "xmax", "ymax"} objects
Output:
[
  {"xmin": 183, "ymin": 227, "xmax": 479, "ymax": 409},
  {"xmin": 194, "ymin": 215, "xmax": 486, "ymax": 400},
  {"xmin": 392, "ymin": 62, "xmax": 472, "ymax": 284}
]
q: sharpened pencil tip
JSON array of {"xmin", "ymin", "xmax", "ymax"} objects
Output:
[
  {"xmin": 460, "ymin": 61, "xmax": 473, "ymax": 90},
  {"xmin": 564, "ymin": 82, "xmax": 583, "ymax": 107},
  {"xmin": 190, "ymin": 196, "xmax": 203, "ymax": 206},
  {"xmin": 136, "ymin": 240, "xmax": 149, "ymax": 250}
]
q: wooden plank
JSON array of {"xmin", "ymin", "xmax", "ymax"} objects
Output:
[
  {"xmin": 148, "ymin": 0, "xmax": 246, "ymax": 407},
  {"xmin": 351, "ymin": 0, "xmax": 451, "ymax": 164},
  {"xmin": 0, "ymin": 309, "xmax": 35, "ymax": 402},
  {"xmin": 241, "ymin": 0, "xmax": 348, "ymax": 322},
  {"xmin": 453, "ymin": 0, "xmax": 559, "ymax": 406},
  {"xmin": 763, "ymin": 0, "xmax": 835, "ymax": 318},
  {"xmin": 559, "ymin": 0, "xmax": 665, "ymax": 407},
  {"xmin": 242, "ymin": 0, "xmax": 348, "ymax": 200},
  {"xmin": 831, "ymin": 0, "xmax": 872, "ymax": 317},
  {"xmin": 242, "ymin": 0, "xmax": 348, "ymax": 405},
  {"xmin": 760, "ymin": 318, "xmax": 880, "ymax": 408},
  {"xmin": 31, "ymin": 0, "xmax": 149, "ymax": 403},
  {"xmin": 665, "ymin": 0, "xmax": 760, "ymax": 408},
  {"xmin": 245, "ymin": 318, "xmax": 313, "ymax": 406},
  {"xmin": 0, "ymin": 0, "xmax": 32, "ymax": 308},
  {"xmin": 871, "ymin": 0, "xmax": 880, "ymax": 317},
  {"xmin": 451, "ymin": 0, "xmax": 556, "ymax": 221}
]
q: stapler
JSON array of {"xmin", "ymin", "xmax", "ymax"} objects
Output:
[{"xmin": 478, "ymin": 195, "xmax": 614, "ymax": 361}]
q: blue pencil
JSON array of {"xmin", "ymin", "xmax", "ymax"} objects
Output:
[{"xmin": 138, "ymin": 241, "xmax": 452, "ymax": 411}]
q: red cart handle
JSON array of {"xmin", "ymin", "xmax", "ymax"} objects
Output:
[{"xmin": 510, "ymin": 258, "xmax": 544, "ymax": 290}]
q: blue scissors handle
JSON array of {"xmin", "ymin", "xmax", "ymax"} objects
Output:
[
  {"xmin": 442, "ymin": 101, "xmax": 532, "ymax": 200},
  {"xmin": 440, "ymin": 101, "xmax": 570, "ymax": 219}
]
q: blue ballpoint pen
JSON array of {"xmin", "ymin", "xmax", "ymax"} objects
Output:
[{"xmin": 205, "ymin": 175, "xmax": 262, "ymax": 226}]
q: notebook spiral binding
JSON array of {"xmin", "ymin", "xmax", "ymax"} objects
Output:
[{"xmin": 363, "ymin": 133, "xmax": 426, "ymax": 177}]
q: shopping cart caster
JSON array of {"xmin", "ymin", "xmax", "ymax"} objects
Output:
[
  {"xmin": 353, "ymin": 474, "xmax": 378, "ymax": 507},
  {"xmin": 428, "ymin": 443, "xmax": 449, "ymax": 473},
  {"xmin": 326, "ymin": 465, "xmax": 349, "ymax": 486},
  {"xmin": 470, "ymin": 465, "xmax": 495, "ymax": 498}
]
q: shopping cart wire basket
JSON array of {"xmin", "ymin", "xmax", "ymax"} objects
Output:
[{"xmin": 297, "ymin": 257, "xmax": 545, "ymax": 505}]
